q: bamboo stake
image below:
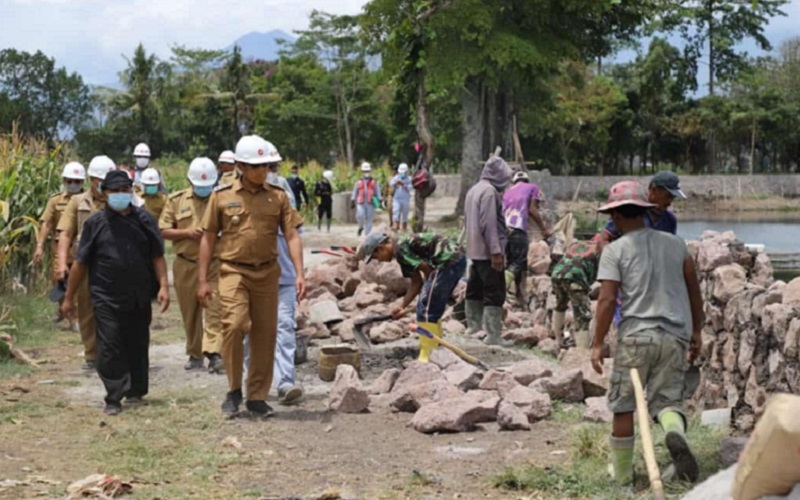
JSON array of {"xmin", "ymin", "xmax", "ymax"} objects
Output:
[{"xmin": 630, "ymin": 368, "xmax": 664, "ymax": 500}]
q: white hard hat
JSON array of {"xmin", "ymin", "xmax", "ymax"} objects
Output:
[
  {"xmin": 62, "ymin": 162, "xmax": 86, "ymax": 180},
  {"xmin": 87, "ymin": 155, "xmax": 116, "ymax": 180},
  {"xmin": 218, "ymin": 150, "xmax": 236, "ymax": 164},
  {"xmin": 512, "ymin": 171, "xmax": 530, "ymax": 183},
  {"xmin": 141, "ymin": 168, "xmax": 160, "ymax": 185},
  {"xmin": 235, "ymin": 135, "xmax": 282, "ymax": 165},
  {"xmin": 188, "ymin": 157, "xmax": 218, "ymax": 187},
  {"xmin": 360, "ymin": 162, "xmax": 372, "ymax": 172},
  {"xmin": 133, "ymin": 143, "xmax": 151, "ymax": 158},
  {"xmin": 397, "ymin": 163, "xmax": 409, "ymax": 174},
  {"xmin": 323, "ymin": 170, "xmax": 334, "ymax": 180}
]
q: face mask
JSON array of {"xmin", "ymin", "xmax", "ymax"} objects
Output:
[
  {"xmin": 193, "ymin": 186, "xmax": 213, "ymax": 198},
  {"xmin": 135, "ymin": 158, "xmax": 149, "ymax": 169},
  {"xmin": 144, "ymin": 185, "xmax": 159, "ymax": 196},
  {"xmin": 245, "ymin": 168, "xmax": 268, "ymax": 186},
  {"xmin": 65, "ymin": 184, "xmax": 82, "ymax": 194},
  {"xmin": 364, "ymin": 173, "xmax": 371, "ymax": 179},
  {"xmin": 291, "ymin": 173, "xmax": 298, "ymax": 179},
  {"xmin": 267, "ymin": 172, "xmax": 278, "ymax": 184},
  {"xmin": 107, "ymin": 193, "xmax": 132, "ymax": 211},
  {"xmin": 399, "ymin": 173, "xmax": 407, "ymax": 179}
]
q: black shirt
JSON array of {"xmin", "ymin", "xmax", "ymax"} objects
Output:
[
  {"xmin": 314, "ymin": 179, "xmax": 333, "ymax": 199},
  {"xmin": 76, "ymin": 206, "xmax": 164, "ymax": 311},
  {"xmin": 288, "ymin": 176, "xmax": 309, "ymax": 207}
]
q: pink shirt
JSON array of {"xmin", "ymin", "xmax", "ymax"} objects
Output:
[{"xmin": 502, "ymin": 183, "xmax": 541, "ymax": 231}]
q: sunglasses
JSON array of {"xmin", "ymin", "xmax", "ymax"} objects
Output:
[{"xmin": 64, "ymin": 179, "xmax": 83, "ymax": 185}]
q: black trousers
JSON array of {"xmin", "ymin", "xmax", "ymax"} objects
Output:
[
  {"xmin": 505, "ymin": 228, "xmax": 529, "ymax": 275},
  {"xmin": 94, "ymin": 304, "xmax": 151, "ymax": 405},
  {"xmin": 466, "ymin": 260, "xmax": 506, "ymax": 307},
  {"xmin": 317, "ymin": 197, "xmax": 332, "ymax": 220}
]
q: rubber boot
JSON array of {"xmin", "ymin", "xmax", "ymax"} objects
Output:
[
  {"xmin": 326, "ymin": 218, "xmax": 331, "ymax": 233},
  {"xmin": 465, "ymin": 300, "xmax": 484, "ymax": 335},
  {"xmin": 609, "ymin": 435, "xmax": 635, "ymax": 485},
  {"xmin": 658, "ymin": 410, "xmax": 699, "ymax": 482},
  {"xmin": 552, "ymin": 310, "xmax": 566, "ymax": 347},
  {"xmin": 574, "ymin": 330, "xmax": 591, "ymax": 349},
  {"xmin": 417, "ymin": 321, "xmax": 441, "ymax": 363},
  {"xmin": 483, "ymin": 306, "xmax": 513, "ymax": 347}
]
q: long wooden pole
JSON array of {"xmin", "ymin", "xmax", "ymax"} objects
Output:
[{"xmin": 630, "ymin": 368, "xmax": 665, "ymax": 500}]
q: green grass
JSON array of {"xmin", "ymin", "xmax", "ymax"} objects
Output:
[
  {"xmin": 492, "ymin": 420, "xmax": 726, "ymax": 499},
  {"xmin": 0, "ymin": 294, "xmax": 60, "ymax": 379},
  {"xmin": 551, "ymin": 401, "xmax": 584, "ymax": 425}
]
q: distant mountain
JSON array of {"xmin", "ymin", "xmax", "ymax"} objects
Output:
[{"xmin": 225, "ymin": 30, "xmax": 296, "ymax": 62}]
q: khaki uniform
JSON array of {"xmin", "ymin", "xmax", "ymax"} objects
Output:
[
  {"xmin": 57, "ymin": 191, "xmax": 105, "ymax": 362},
  {"xmin": 40, "ymin": 191, "xmax": 76, "ymax": 279},
  {"xmin": 219, "ymin": 170, "xmax": 237, "ymax": 185},
  {"xmin": 159, "ymin": 188, "xmax": 223, "ymax": 358},
  {"xmin": 201, "ymin": 179, "xmax": 293, "ymax": 401},
  {"xmin": 140, "ymin": 191, "xmax": 168, "ymax": 221}
]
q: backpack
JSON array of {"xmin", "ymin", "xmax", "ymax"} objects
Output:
[{"xmin": 412, "ymin": 166, "xmax": 437, "ymax": 199}]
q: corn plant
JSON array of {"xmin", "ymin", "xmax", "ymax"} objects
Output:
[{"xmin": 0, "ymin": 130, "xmax": 69, "ymax": 293}]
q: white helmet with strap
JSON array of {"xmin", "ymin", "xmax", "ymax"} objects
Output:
[
  {"xmin": 235, "ymin": 135, "xmax": 282, "ymax": 164},
  {"xmin": 133, "ymin": 143, "xmax": 151, "ymax": 158},
  {"xmin": 323, "ymin": 170, "xmax": 334, "ymax": 180},
  {"xmin": 361, "ymin": 162, "xmax": 372, "ymax": 172},
  {"xmin": 188, "ymin": 157, "xmax": 218, "ymax": 187},
  {"xmin": 62, "ymin": 162, "xmax": 86, "ymax": 180},
  {"xmin": 140, "ymin": 168, "xmax": 161, "ymax": 185},
  {"xmin": 87, "ymin": 155, "xmax": 116, "ymax": 180},
  {"xmin": 218, "ymin": 150, "xmax": 236, "ymax": 164}
]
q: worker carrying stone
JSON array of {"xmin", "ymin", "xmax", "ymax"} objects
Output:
[
  {"xmin": 550, "ymin": 236, "xmax": 601, "ymax": 350},
  {"xmin": 197, "ymin": 135, "xmax": 305, "ymax": 417},
  {"xmin": 159, "ymin": 157, "xmax": 224, "ymax": 374},
  {"xmin": 35, "ymin": 161, "xmax": 86, "ymax": 329},
  {"xmin": 358, "ymin": 231, "xmax": 467, "ymax": 362},
  {"xmin": 351, "ymin": 162, "xmax": 381, "ymax": 236},
  {"xmin": 56, "ymin": 155, "xmax": 116, "ymax": 371},
  {"xmin": 502, "ymin": 170, "xmax": 550, "ymax": 308},
  {"xmin": 591, "ymin": 181, "xmax": 704, "ymax": 485}
]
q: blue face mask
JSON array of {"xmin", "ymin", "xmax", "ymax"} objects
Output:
[
  {"xmin": 107, "ymin": 193, "xmax": 132, "ymax": 211},
  {"xmin": 66, "ymin": 184, "xmax": 83, "ymax": 194},
  {"xmin": 193, "ymin": 186, "xmax": 213, "ymax": 198},
  {"xmin": 144, "ymin": 185, "xmax": 159, "ymax": 196},
  {"xmin": 291, "ymin": 173, "xmax": 298, "ymax": 179}
]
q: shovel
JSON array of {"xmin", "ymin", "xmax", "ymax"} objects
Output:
[{"xmin": 352, "ymin": 307, "xmax": 414, "ymax": 350}]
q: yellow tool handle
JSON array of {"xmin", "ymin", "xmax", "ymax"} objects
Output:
[
  {"xmin": 429, "ymin": 336, "xmax": 482, "ymax": 367},
  {"xmin": 631, "ymin": 368, "xmax": 665, "ymax": 500}
]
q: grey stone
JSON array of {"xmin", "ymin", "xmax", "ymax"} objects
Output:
[
  {"xmin": 503, "ymin": 384, "xmax": 552, "ymax": 422},
  {"xmin": 584, "ymin": 397, "xmax": 612, "ymax": 423},
  {"xmin": 700, "ymin": 408, "xmax": 732, "ymax": 428},
  {"xmin": 328, "ymin": 365, "xmax": 370, "ymax": 413},
  {"xmin": 390, "ymin": 379, "xmax": 460, "ymax": 412},
  {"xmin": 430, "ymin": 348, "xmax": 462, "ymax": 370},
  {"xmin": 367, "ymin": 368, "xmax": 401, "ymax": 395},
  {"xmin": 531, "ymin": 369, "xmax": 585, "ymax": 402},
  {"xmin": 538, "ymin": 338, "xmax": 560, "ymax": 357},
  {"xmin": 720, "ymin": 436, "xmax": 748, "ymax": 467},
  {"xmin": 445, "ymin": 363, "xmax": 483, "ymax": 392},
  {"xmin": 508, "ymin": 358, "xmax": 554, "ymax": 386},
  {"xmin": 309, "ymin": 300, "xmax": 344, "ymax": 326},
  {"xmin": 712, "ymin": 264, "xmax": 747, "ymax": 303},
  {"xmin": 497, "ymin": 400, "xmax": 531, "ymax": 431},
  {"xmin": 411, "ymin": 393, "xmax": 500, "ymax": 433}
]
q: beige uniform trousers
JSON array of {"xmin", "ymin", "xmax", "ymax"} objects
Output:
[
  {"xmin": 218, "ymin": 261, "xmax": 279, "ymax": 401},
  {"xmin": 76, "ymin": 274, "xmax": 95, "ymax": 361},
  {"xmin": 173, "ymin": 256, "xmax": 224, "ymax": 358}
]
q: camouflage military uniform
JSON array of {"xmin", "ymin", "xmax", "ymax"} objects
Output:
[{"xmin": 550, "ymin": 240, "xmax": 600, "ymax": 332}]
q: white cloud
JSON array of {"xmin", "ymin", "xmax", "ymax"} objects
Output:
[{"xmin": 0, "ymin": 0, "xmax": 369, "ymax": 83}]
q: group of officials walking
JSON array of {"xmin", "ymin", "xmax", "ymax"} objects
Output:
[{"xmin": 38, "ymin": 135, "xmax": 305, "ymax": 416}]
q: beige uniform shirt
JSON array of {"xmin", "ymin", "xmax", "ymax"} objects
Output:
[
  {"xmin": 159, "ymin": 188, "xmax": 211, "ymax": 261},
  {"xmin": 41, "ymin": 191, "xmax": 75, "ymax": 241},
  {"xmin": 57, "ymin": 191, "xmax": 105, "ymax": 257},
  {"xmin": 201, "ymin": 179, "xmax": 293, "ymax": 265}
]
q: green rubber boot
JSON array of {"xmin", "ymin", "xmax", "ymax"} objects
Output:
[
  {"xmin": 465, "ymin": 300, "xmax": 484, "ymax": 335},
  {"xmin": 659, "ymin": 410, "xmax": 699, "ymax": 482},
  {"xmin": 609, "ymin": 435, "xmax": 635, "ymax": 485}
]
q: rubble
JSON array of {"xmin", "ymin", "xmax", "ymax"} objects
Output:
[
  {"xmin": 507, "ymin": 359, "xmax": 554, "ymax": 386},
  {"xmin": 410, "ymin": 392, "xmax": 500, "ymax": 433},
  {"xmin": 531, "ymin": 369, "xmax": 584, "ymax": 402},
  {"xmin": 366, "ymin": 368, "xmax": 401, "ymax": 395},
  {"xmin": 328, "ymin": 365, "xmax": 370, "ymax": 413},
  {"xmin": 497, "ymin": 400, "xmax": 531, "ymax": 431},
  {"xmin": 583, "ymin": 397, "xmax": 612, "ymax": 423}
]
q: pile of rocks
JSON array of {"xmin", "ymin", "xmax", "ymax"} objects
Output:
[
  {"xmin": 327, "ymin": 347, "xmax": 613, "ymax": 434},
  {"xmin": 688, "ymin": 230, "xmax": 800, "ymax": 432}
]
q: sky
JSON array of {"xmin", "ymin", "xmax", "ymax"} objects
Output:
[{"xmin": 0, "ymin": 0, "xmax": 798, "ymax": 86}]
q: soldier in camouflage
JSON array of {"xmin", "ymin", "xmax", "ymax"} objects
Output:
[{"xmin": 550, "ymin": 237, "xmax": 601, "ymax": 349}]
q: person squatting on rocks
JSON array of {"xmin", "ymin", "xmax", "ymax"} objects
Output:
[
  {"xmin": 217, "ymin": 150, "xmax": 237, "ymax": 185},
  {"xmin": 550, "ymin": 236, "xmax": 602, "ymax": 350},
  {"xmin": 197, "ymin": 135, "xmax": 305, "ymax": 417},
  {"xmin": 287, "ymin": 165, "xmax": 309, "ymax": 211},
  {"xmin": 358, "ymin": 232, "xmax": 467, "ymax": 363},
  {"xmin": 390, "ymin": 163, "xmax": 412, "ymax": 232},
  {"xmin": 56, "ymin": 155, "xmax": 117, "ymax": 371},
  {"xmin": 314, "ymin": 170, "xmax": 334, "ymax": 232},
  {"xmin": 591, "ymin": 181, "xmax": 704, "ymax": 485},
  {"xmin": 61, "ymin": 170, "xmax": 170, "ymax": 416},
  {"xmin": 159, "ymin": 158, "xmax": 225, "ymax": 374},
  {"xmin": 351, "ymin": 162, "xmax": 381, "ymax": 237},
  {"xmin": 464, "ymin": 156, "xmax": 513, "ymax": 347},
  {"xmin": 137, "ymin": 168, "xmax": 168, "ymax": 221},
  {"xmin": 240, "ymin": 160, "xmax": 306, "ymax": 404},
  {"xmin": 502, "ymin": 170, "xmax": 550, "ymax": 308},
  {"xmin": 35, "ymin": 161, "xmax": 86, "ymax": 330}
]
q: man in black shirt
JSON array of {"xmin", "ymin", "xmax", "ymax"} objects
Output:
[
  {"xmin": 288, "ymin": 165, "xmax": 309, "ymax": 210},
  {"xmin": 62, "ymin": 170, "xmax": 170, "ymax": 416}
]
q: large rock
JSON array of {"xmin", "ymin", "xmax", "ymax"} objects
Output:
[
  {"xmin": 507, "ymin": 358, "xmax": 554, "ymax": 386},
  {"xmin": 503, "ymin": 328, "xmax": 539, "ymax": 346},
  {"xmin": 445, "ymin": 363, "xmax": 483, "ymax": 392},
  {"xmin": 430, "ymin": 348, "xmax": 462, "ymax": 370},
  {"xmin": 367, "ymin": 368, "xmax": 401, "ymax": 395},
  {"xmin": 752, "ymin": 252, "xmax": 774, "ymax": 288},
  {"xmin": 478, "ymin": 369, "xmax": 517, "ymax": 391},
  {"xmin": 442, "ymin": 319, "xmax": 466, "ymax": 336},
  {"xmin": 712, "ymin": 264, "xmax": 747, "ymax": 303},
  {"xmin": 354, "ymin": 283, "xmax": 385, "ymax": 308},
  {"xmin": 497, "ymin": 400, "xmax": 531, "ymax": 431},
  {"xmin": 411, "ymin": 393, "xmax": 500, "ymax": 433},
  {"xmin": 762, "ymin": 303, "xmax": 795, "ymax": 343},
  {"xmin": 738, "ymin": 329, "xmax": 756, "ymax": 376},
  {"xmin": 744, "ymin": 368, "xmax": 767, "ymax": 416},
  {"xmin": 560, "ymin": 348, "xmax": 610, "ymax": 398},
  {"xmin": 782, "ymin": 277, "xmax": 800, "ymax": 306},
  {"xmin": 724, "ymin": 288, "xmax": 764, "ymax": 332},
  {"xmin": 330, "ymin": 319, "xmax": 355, "ymax": 342},
  {"xmin": 342, "ymin": 277, "xmax": 361, "ymax": 298},
  {"xmin": 391, "ymin": 379, "xmax": 461, "ymax": 412},
  {"xmin": 376, "ymin": 263, "xmax": 409, "ymax": 299},
  {"xmin": 502, "ymin": 384, "xmax": 552, "ymax": 422},
  {"xmin": 528, "ymin": 240, "xmax": 551, "ymax": 275},
  {"xmin": 306, "ymin": 265, "xmax": 345, "ymax": 298},
  {"xmin": 369, "ymin": 322, "xmax": 406, "ymax": 344},
  {"xmin": 719, "ymin": 437, "xmax": 748, "ymax": 468},
  {"xmin": 309, "ymin": 299, "xmax": 344, "ymax": 325},
  {"xmin": 530, "ymin": 369, "xmax": 585, "ymax": 402},
  {"xmin": 328, "ymin": 365, "xmax": 370, "ymax": 413},
  {"xmin": 785, "ymin": 318, "xmax": 800, "ymax": 360},
  {"xmin": 391, "ymin": 362, "xmax": 444, "ymax": 395},
  {"xmin": 584, "ymin": 397, "xmax": 612, "ymax": 423},
  {"xmin": 538, "ymin": 338, "xmax": 560, "ymax": 357},
  {"xmin": 698, "ymin": 241, "xmax": 733, "ymax": 272}
]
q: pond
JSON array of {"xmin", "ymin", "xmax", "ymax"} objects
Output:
[{"xmin": 677, "ymin": 217, "xmax": 800, "ymax": 253}]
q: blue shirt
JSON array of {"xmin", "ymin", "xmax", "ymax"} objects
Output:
[
  {"xmin": 604, "ymin": 209, "xmax": 677, "ymax": 241},
  {"xmin": 273, "ymin": 175, "xmax": 299, "ymax": 286},
  {"xmin": 390, "ymin": 174, "xmax": 412, "ymax": 203}
]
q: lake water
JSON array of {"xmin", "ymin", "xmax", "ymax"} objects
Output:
[{"xmin": 678, "ymin": 219, "xmax": 800, "ymax": 253}]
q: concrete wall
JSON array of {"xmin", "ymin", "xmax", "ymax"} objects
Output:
[{"xmin": 426, "ymin": 173, "xmax": 800, "ymax": 200}]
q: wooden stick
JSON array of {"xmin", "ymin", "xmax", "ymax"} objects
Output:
[{"xmin": 630, "ymin": 368, "xmax": 664, "ymax": 500}]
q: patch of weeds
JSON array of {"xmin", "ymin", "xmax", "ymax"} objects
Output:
[
  {"xmin": 2, "ymin": 295, "xmax": 58, "ymax": 348},
  {"xmin": 571, "ymin": 423, "xmax": 609, "ymax": 460},
  {"xmin": 0, "ymin": 400, "xmax": 57, "ymax": 421},
  {"xmin": 551, "ymin": 401, "xmax": 584, "ymax": 425},
  {"xmin": 408, "ymin": 469, "xmax": 440, "ymax": 487},
  {"xmin": 530, "ymin": 346, "xmax": 558, "ymax": 361}
]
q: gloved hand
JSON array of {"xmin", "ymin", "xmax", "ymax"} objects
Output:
[{"xmin": 350, "ymin": 200, "xmax": 356, "ymax": 210}]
